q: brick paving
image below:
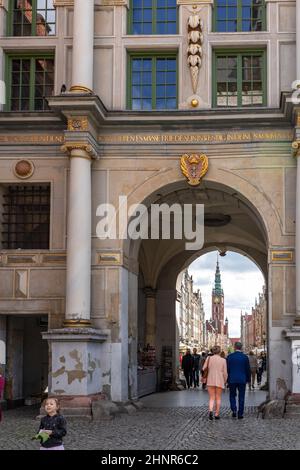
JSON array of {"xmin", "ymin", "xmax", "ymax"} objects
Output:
[{"xmin": 0, "ymin": 404, "xmax": 300, "ymax": 450}]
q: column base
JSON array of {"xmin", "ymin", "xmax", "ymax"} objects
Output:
[
  {"xmin": 42, "ymin": 328, "xmax": 108, "ymax": 398},
  {"xmin": 63, "ymin": 319, "xmax": 92, "ymax": 328},
  {"xmin": 69, "ymin": 85, "xmax": 93, "ymax": 94},
  {"xmin": 283, "ymin": 326, "xmax": 300, "ymax": 394}
]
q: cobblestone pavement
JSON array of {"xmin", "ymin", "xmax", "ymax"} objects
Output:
[{"xmin": 1, "ymin": 405, "xmax": 300, "ymax": 450}]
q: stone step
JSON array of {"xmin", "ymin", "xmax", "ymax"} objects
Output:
[
  {"xmin": 61, "ymin": 406, "xmax": 91, "ymax": 415},
  {"xmin": 285, "ymin": 405, "xmax": 300, "ymax": 416}
]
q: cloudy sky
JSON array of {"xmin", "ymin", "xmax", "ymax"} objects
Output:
[{"xmin": 188, "ymin": 251, "xmax": 265, "ymax": 338}]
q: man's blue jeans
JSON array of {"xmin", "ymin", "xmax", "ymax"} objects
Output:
[{"xmin": 229, "ymin": 383, "xmax": 246, "ymax": 417}]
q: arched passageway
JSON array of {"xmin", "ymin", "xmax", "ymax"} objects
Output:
[{"xmin": 124, "ymin": 178, "xmax": 286, "ymax": 399}]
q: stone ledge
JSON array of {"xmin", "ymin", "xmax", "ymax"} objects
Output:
[{"xmin": 42, "ymin": 328, "xmax": 108, "ymax": 342}]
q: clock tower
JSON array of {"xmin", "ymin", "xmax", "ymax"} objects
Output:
[{"xmin": 212, "ymin": 259, "xmax": 224, "ymax": 336}]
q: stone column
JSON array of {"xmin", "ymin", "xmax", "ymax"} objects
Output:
[
  {"xmin": 0, "ymin": 0, "xmax": 6, "ymax": 112},
  {"xmin": 294, "ymin": 1, "xmax": 300, "ymax": 327},
  {"xmin": 63, "ymin": 145, "xmax": 93, "ymax": 325},
  {"xmin": 144, "ymin": 287, "xmax": 157, "ymax": 347},
  {"xmin": 297, "ymin": 0, "xmax": 300, "ymax": 82},
  {"xmin": 285, "ymin": 115, "xmax": 300, "ymax": 400},
  {"xmin": 293, "ymin": 123, "xmax": 300, "ymax": 327},
  {"xmin": 70, "ymin": 0, "xmax": 94, "ymax": 93},
  {"xmin": 294, "ymin": 1, "xmax": 300, "ymax": 328},
  {"xmin": 296, "ymin": 154, "xmax": 300, "ymax": 326},
  {"xmin": 41, "ymin": 140, "xmax": 108, "ymax": 414}
]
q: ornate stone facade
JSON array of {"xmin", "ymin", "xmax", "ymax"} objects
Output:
[
  {"xmin": 178, "ymin": 270, "xmax": 205, "ymax": 352},
  {"xmin": 0, "ymin": 1, "xmax": 300, "ymax": 414},
  {"xmin": 241, "ymin": 288, "xmax": 267, "ymax": 353}
]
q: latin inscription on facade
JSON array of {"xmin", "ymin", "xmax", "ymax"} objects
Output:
[
  {"xmin": 98, "ymin": 130, "xmax": 293, "ymax": 144},
  {"xmin": 0, "ymin": 130, "xmax": 293, "ymax": 146}
]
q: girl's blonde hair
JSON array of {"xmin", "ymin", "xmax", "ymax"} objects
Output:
[{"xmin": 44, "ymin": 397, "xmax": 60, "ymax": 413}]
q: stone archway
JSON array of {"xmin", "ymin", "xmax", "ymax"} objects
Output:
[{"xmin": 125, "ymin": 177, "xmax": 291, "ymax": 401}]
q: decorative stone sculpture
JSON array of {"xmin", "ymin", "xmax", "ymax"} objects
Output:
[{"xmin": 187, "ymin": 13, "xmax": 203, "ymax": 94}]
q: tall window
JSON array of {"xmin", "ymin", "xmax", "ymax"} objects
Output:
[
  {"xmin": 10, "ymin": 0, "xmax": 56, "ymax": 36},
  {"xmin": 1, "ymin": 185, "xmax": 50, "ymax": 250},
  {"xmin": 213, "ymin": 50, "xmax": 266, "ymax": 107},
  {"xmin": 129, "ymin": 0, "xmax": 177, "ymax": 34},
  {"xmin": 214, "ymin": 0, "xmax": 265, "ymax": 32},
  {"xmin": 6, "ymin": 54, "xmax": 54, "ymax": 111},
  {"xmin": 128, "ymin": 54, "xmax": 177, "ymax": 110}
]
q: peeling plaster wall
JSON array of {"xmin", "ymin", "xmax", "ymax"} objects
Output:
[
  {"xmin": 50, "ymin": 342, "xmax": 102, "ymax": 396},
  {"xmin": 269, "ymin": 327, "xmax": 292, "ymax": 400}
]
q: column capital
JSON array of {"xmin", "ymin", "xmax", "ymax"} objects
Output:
[
  {"xmin": 53, "ymin": 0, "xmax": 74, "ymax": 6},
  {"xmin": 144, "ymin": 287, "xmax": 157, "ymax": 299},
  {"xmin": 292, "ymin": 141, "xmax": 300, "ymax": 158},
  {"xmin": 70, "ymin": 85, "xmax": 94, "ymax": 94},
  {"xmin": 61, "ymin": 125, "xmax": 99, "ymax": 159},
  {"xmin": 61, "ymin": 142, "xmax": 97, "ymax": 159}
]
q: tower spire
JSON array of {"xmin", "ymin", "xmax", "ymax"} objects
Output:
[{"xmin": 213, "ymin": 257, "xmax": 223, "ymax": 296}]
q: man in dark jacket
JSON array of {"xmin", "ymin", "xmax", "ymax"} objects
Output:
[
  {"xmin": 181, "ymin": 348, "xmax": 194, "ymax": 389},
  {"xmin": 192, "ymin": 348, "xmax": 201, "ymax": 388},
  {"xmin": 227, "ymin": 342, "xmax": 251, "ymax": 419}
]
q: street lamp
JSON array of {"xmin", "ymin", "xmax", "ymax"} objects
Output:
[{"xmin": 262, "ymin": 332, "xmax": 266, "ymax": 352}]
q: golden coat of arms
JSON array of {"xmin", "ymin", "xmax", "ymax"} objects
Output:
[{"xmin": 180, "ymin": 153, "xmax": 208, "ymax": 186}]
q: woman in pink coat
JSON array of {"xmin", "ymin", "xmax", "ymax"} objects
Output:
[{"xmin": 202, "ymin": 345, "xmax": 228, "ymax": 420}]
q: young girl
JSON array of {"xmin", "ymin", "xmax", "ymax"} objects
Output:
[{"xmin": 38, "ymin": 398, "xmax": 67, "ymax": 450}]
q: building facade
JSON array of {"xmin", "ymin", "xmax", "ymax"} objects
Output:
[
  {"xmin": 0, "ymin": 0, "xmax": 300, "ymax": 412},
  {"xmin": 241, "ymin": 287, "xmax": 267, "ymax": 352},
  {"xmin": 178, "ymin": 269, "xmax": 205, "ymax": 353}
]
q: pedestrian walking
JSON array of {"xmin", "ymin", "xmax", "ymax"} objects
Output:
[
  {"xmin": 181, "ymin": 348, "xmax": 194, "ymax": 389},
  {"xmin": 202, "ymin": 345, "xmax": 227, "ymax": 420},
  {"xmin": 35, "ymin": 398, "xmax": 67, "ymax": 450},
  {"xmin": 200, "ymin": 352, "xmax": 207, "ymax": 390},
  {"xmin": 257, "ymin": 353, "xmax": 264, "ymax": 386},
  {"xmin": 248, "ymin": 351, "xmax": 258, "ymax": 389},
  {"xmin": 227, "ymin": 342, "xmax": 251, "ymax": 419},
  {"xmin": 192, "ymin": 348, "xmax": 201, "ymax": 388}
]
